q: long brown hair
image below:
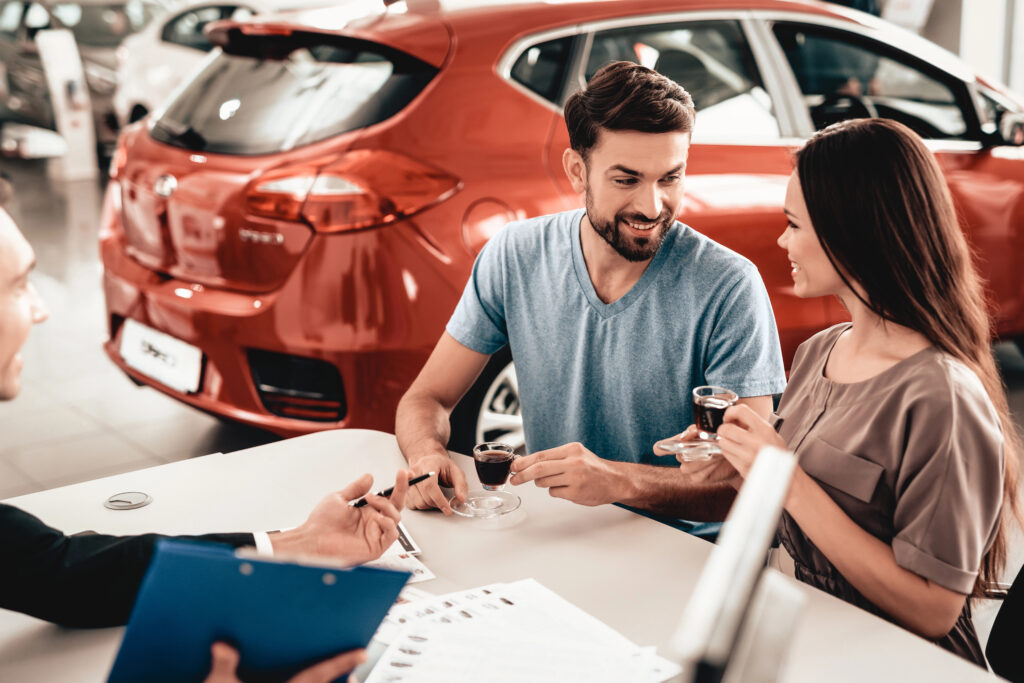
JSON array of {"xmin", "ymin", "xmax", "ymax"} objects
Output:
[{"xmin": 796, "ymin": 118, "xmax": 1021, "ymax": 598}]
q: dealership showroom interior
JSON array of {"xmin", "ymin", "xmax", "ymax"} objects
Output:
[{"xmin": 5, "ymin": 0, "xmax": 1024, "ymax": 680}]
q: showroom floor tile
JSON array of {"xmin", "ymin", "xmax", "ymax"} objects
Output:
[{"xmin": 0, "ymin": 158, "xmax": 279, "ymax": 499}]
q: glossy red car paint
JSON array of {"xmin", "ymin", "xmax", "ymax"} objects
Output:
[{"xmin": 100, "ymin": 0, "xmax": 1024, "ymax": 437}]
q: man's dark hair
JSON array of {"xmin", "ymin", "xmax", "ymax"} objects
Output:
[{"xmin": 564, "ymin": 61, "xmax": 696, "ymax": 159}]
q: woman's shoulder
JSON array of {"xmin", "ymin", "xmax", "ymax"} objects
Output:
[
  {"xmin": 899, "ymin": 351, "xmax": 1000, "ymax": 433},
  {"xmin": 791, "ymin": 323, "xmax": 849, "ymax": 368}
]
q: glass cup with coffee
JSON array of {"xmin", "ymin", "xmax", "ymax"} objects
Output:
[
  {"xmin": 451, "ymin": 442, "xmax": 522, "ymax": 518},
  {"xmin": 655, "ymin": 385, "xmax": 739, "ymax": 462}
]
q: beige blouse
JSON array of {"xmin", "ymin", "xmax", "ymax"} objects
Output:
[{"xmin": 775, "ymin": 324, "xmax": 1004, "ymax": 665}]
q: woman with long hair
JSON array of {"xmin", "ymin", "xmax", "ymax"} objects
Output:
[{"xmin": 707, "ymin": 118, "xmax": 1021, "ymax": 665}]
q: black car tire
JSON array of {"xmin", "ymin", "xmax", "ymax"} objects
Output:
[{"xmin": 448, "ymin": 346, "xmax": 524, "ymax": 455}]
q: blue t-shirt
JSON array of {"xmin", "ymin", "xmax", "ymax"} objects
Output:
[{"xmin": 446, "ymin": 209, "xmax": 787, "ymax": 466}]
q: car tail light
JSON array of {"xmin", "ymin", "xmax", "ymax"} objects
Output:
[{"xmin": 245, "ymin": 150, "xmax": 461, "ymax": 233}]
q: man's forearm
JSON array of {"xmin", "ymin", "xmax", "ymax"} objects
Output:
[
  {"xmin": 612, "ymin": 463, "xmax": 736, "ymax": 520},
  {"xmin": 395, "ymin": 392, "xmax": 453, "ymax": 465}
]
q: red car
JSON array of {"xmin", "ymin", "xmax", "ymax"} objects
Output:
[{"xmin": 100, "ymin": 0, "xmax": 1024, "ymax": 450}]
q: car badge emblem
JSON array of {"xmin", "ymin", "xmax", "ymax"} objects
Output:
[
  {"xmin": 239, "ymin": 228, "xmax": 285, "ymax": 245},
  {"xmin": 154, "ymin": 174, "xmax": 178, "ymax": 198}
]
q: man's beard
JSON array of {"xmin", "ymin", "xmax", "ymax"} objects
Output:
[{"xmin": 585, "ymin": 189, "xmax": 673, "ymax": 263}]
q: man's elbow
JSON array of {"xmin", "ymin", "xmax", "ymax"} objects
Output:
[{"xmin": 398, "ymin": 386, "xmax": 447, "ymax": 416}]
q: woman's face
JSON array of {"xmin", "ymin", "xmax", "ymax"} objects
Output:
[{"xmin": 777, "ymin": 172, "xmax": 847, "ymax": 299}]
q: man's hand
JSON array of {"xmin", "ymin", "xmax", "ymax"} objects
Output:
[
  {"xmin": 204, "ymin": 642, "xmax": 366, "ymax": 683},
  {"xmin": 405, "ymin": 451, "xmax": 467, "ymax": 516},
  {"xmin": 510, "ymin": 442, "xmax": 627, "ymax": 506},
  {"xmin": 652, "ymin": 425, "xmax": 741, "ymax": 487},
  {"xmin": 270, "ymin": 471, "xmax": 409, "ymax": 565}
]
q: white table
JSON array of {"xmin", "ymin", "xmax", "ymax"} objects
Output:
[{"xmin": 0, "ymin": 430, "xmax": 998, "ymax": 681}]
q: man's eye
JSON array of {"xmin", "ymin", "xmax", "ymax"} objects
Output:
[
  {"xmin": 661, "ymin": 176, "xmax": 681, "ymax": 184},
  {"xmin": 613, "ymin": 178, "xmax": 637, "ymax": 186}
]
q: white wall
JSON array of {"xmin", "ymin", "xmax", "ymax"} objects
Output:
[
  {"xmin": 957, "ymin": 0, "xmax": 1008, "ymax": 81},
  {"xmin": 1011, "ymin": 0, "xmax": 1024, "ymax": 92},
  {"xmin": 920, "ymin": 0, "xmax": 1024, "ymax": 93}
]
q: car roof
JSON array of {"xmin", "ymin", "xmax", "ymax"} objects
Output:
[
  {"xmin": 221, "ymin": 0, "xmax": 977, "ymax": 84},
  {"xmin": 33, "ymin": 0, "xmax": 172, "ymax": 7},
  {"xmin": 167, "ymin": 0, "xmax": 361, "ymax": 14},
  {"xmin": 425, "ymin": 0, "xmax": 972, "ymax": 79}
]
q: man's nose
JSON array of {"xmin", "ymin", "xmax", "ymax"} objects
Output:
[
  {"xmin": 29, "ymin": 283, "xmax": 48, "ymax": 324},
  {"xmin": 634, "ymin": 184, "xmax": 663, "ymax": 221}
]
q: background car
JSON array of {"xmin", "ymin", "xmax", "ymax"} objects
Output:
[
  {"xmin": 112, "ymin": 0, "xmax": 375, "ymax": 127},
  {"xmin": 100, "ymin": 0, "xmax": 1024, "ymax": 452},
  {"xmin": 0, "ymin": 0, "xmax": 171, "ymax": 158}
]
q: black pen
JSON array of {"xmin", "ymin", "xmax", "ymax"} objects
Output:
[{"xmin": 349, "ymin": 472, "xmax": 435, "ymax": 507}]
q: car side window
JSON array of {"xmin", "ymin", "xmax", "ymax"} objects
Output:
[
  {"xmin": 584, "ymin": 20, "xmax": 780, "ymax": 141},
  {"xmin": 161, "ymin": 4, "xmax": 237, "ymax": 51},
  {"xmin": 773, "ymin": 22, "xmax": 969, "ymax": 139},
  {"xmin": 509, "ymin": 35, "xmax": 574, "ymax": 104}
]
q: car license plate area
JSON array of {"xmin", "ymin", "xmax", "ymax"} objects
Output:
[{"xmin": 119, "ymin": 319, "xmax": 202, "ymax": 394}]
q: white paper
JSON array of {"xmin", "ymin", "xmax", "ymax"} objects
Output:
[
  {"xmin": 364, "ymin": 579, "xmax": 680, "ymax": 683},
  {"xmin": 364, "ymin": 552, "xmax": 435, "ymax": 584},
  {"xmin": 382, "ymin": 523, "xmax": 421, "ymax": 557}
]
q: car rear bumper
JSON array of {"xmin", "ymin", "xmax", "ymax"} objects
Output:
[{"xmin": 99, "ymin": 212, "xmax": 462, "ymax": 438}]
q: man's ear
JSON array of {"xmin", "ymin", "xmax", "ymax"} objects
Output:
[{"xmin": 562, "ymin": 148, "xmax": 587, "ymax": 194}]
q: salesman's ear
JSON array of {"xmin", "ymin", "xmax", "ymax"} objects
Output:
[
  {"xmin": 0, "ymin": 177, "xmax": 12, "ymax": 208},
  {"xmin": 562, "ymin": 148, "xmax": 588, "ymax": 195}
]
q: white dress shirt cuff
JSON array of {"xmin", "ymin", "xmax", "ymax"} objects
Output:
[{"xmin": 252, "ymin": 531, "xmax": 274, "ymax": 556}]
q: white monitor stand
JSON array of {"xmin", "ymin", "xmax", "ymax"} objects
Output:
[{"xmin": 672, "ymin": 446, "xmax": 806, "ymax": 683}]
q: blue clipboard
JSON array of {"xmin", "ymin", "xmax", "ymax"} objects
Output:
[{"xmin": 108, "ymin": 539, "xmax": 410, "ymax": 682}]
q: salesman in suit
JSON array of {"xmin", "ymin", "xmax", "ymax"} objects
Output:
[{"xmin": 0, "ymin": 180, "xmax": 406, "ymax": 681}]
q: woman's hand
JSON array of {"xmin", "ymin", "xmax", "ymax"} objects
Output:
[
  {"xmin": 653, "ymin": 425, "xmax": 741, "ymax": 486},
  {"xmin": 716, "ymin": 405, "xmax": 787, "ymax": 481}
]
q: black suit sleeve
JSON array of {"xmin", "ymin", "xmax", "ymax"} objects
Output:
[{"xmin": 0, "ymin": 503, "xmax": 254, "ymax": 628}]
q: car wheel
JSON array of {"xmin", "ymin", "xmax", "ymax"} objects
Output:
[{"xmin": 448, "ymin": 346, "xmax": 524, "ymax": 455}]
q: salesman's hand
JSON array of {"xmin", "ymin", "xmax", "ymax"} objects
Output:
[
  {"xmin": 717, "ymin": 404, "xmax": 787, "ymax": 481},
  {"xmin": 405, "ymin": 451, "xmax": 467, "ymax": 516},
  {"xmin": 510, "ymin": 442, "xmax": 624, "ymax": 506},
  {"xmin": 652, "ymin": 425, "xmax": 741, "ymax": 486},
  {"xmin": 270, "ymin": 471, "xmax": 409, "ymax": 565},
  {"xmin": 204, "ymin": 642, "xmax": 366, "ymax": 683}
]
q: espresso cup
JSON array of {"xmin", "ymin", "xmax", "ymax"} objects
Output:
[{"xmin": 472, "ymin": 442, "xmax": 516, "ymax": 491}]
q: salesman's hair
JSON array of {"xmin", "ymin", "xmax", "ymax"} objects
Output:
[
  {"xmin": 796, "ymin": 117, "xmax": 1022, "ymax": 600},
  {"xmin": 564, "ymin": 61, "xmax": 696, "ymax": 160}
]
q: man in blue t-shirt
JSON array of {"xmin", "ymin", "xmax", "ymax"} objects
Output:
[{"xmin": 395, "ymin": 61, "xmax": 786, "ymax": 518}]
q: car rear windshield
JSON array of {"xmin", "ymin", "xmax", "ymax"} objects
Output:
[{"xmin": 150, "ymin": 34, "xmax": 437, "ymax": 155}]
